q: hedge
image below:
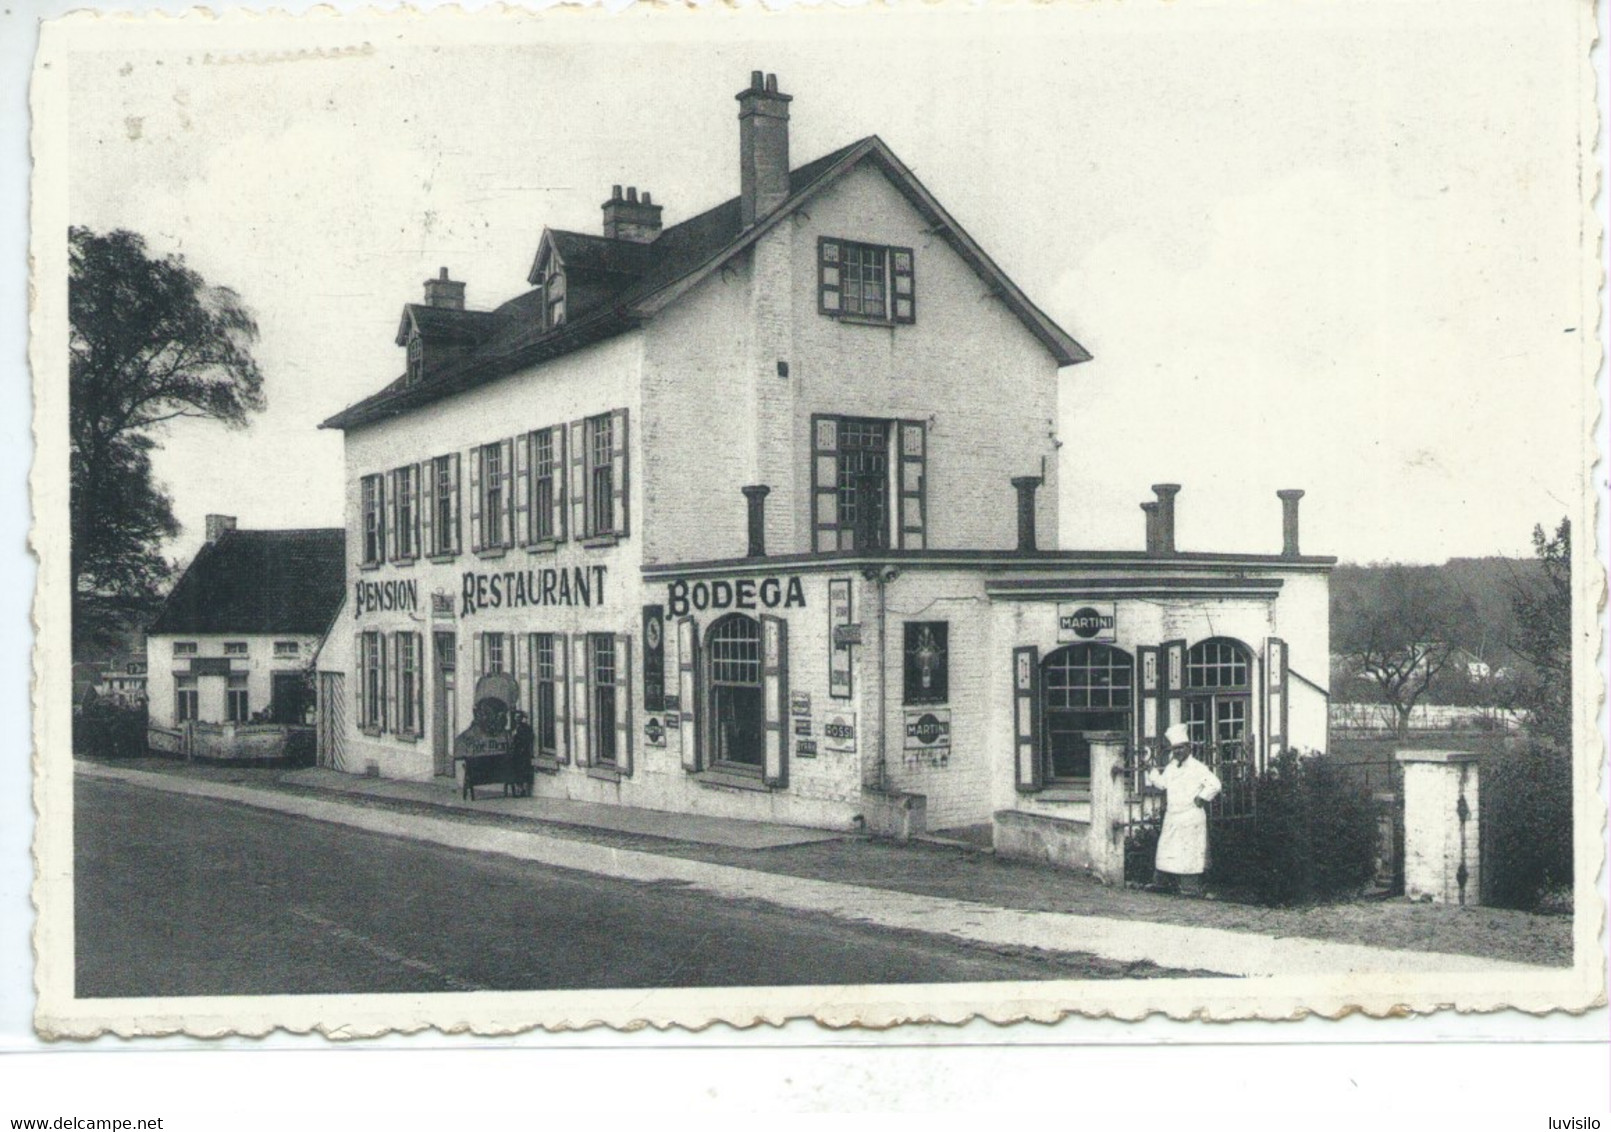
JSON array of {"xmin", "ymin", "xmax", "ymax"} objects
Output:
[{"xmin": 1481, "ymin": 739, "xmax": 1572, "ymax": 910}]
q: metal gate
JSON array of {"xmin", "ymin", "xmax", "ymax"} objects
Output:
[
  {"xmin": 317, "ymin": 671, "xmax": 346, "ymax": 771},
  {"xmin": 1119, "ymin": 738, "xmax": 1258, "ymax": 883}
]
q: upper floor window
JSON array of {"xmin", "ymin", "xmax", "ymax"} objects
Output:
[
  {"xmin": 172, "ymin": 641, "xmax": 198, "ymax": 657},
  {"xmin": 223, "ymin": 641, "xmax": 248, "ymax": 656},
  {"xmin": 391, "ymin": 463, "xmax": 420, "ymax": 561},
  {"xmin": 361, "ymin": 473, "xmax": 386, "ymax": 566},
  {"xmin": 527, "ymin": 426, "xmax": 565, "ymax": 545},
  {"xmin": 273, "ymin": 641, "xmax": 300, "ymax": 658},
  {"xmin": 424, "ymin": 453, "xmax": 461, "ymax": 557},
  {"xmin": 545, "ymin": 269, "xmax": 566, "ymax": 329},
  {"xmin": 406, "ymin": 335, "xmax": 423, "ymax": 385},
  {"xmin": 818, "ymin": 238, "xmax": 915, "ymax": 324},
  {"xmin": 571, "ymin": 410, "xmax": 629, "ymax": 541},
  {"xmin": 810, "ymin": 415, "xmax": 926, "ymax": 552},
  {"xmin": 471, "ymin": 440, "xmax": 514, "ymax": 553}
]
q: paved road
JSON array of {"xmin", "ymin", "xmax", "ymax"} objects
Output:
[{"xmin": 76, "ymin": 776, "xmax": 1152, "ymax": 997}]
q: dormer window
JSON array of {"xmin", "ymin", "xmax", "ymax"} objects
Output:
[
  {"xmin": 545, "ymin": 269, "xmax": 566, "ymax": 329},
  {"xmin": 818, "ymin": 238, "xmax": 915, "ymax": 324},
  {"xmin": 406, "ymin": 334, "xmax": 423, "ymax": 385}
]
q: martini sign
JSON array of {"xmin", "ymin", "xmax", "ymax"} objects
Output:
[{"xmin": 1057, "ymin": 601, "xmax": 1117, "ymax": 643}]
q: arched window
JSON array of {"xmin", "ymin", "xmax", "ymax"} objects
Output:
[
  {"xmin": 1184, "ymin": 637, "xmax": 1252, "ymax": 752},
  {"xmin": 1041, "ymin": 643, "xmax": 1134, "ymax": 782},
  {"xmin": 706, "ymin": 614, "xmax": 764, "ymax": 770}
]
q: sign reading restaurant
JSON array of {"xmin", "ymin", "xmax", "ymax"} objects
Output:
[{"xmin": 461, "ymin": 565, "xmax": 608, "ymax": 616}]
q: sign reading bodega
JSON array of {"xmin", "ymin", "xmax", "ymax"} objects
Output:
[
  {"xmin": 667, "ymin": 576, "xmax": 806, "ymax": 618},
  {"xmin": 355, "ymin": 578, "xmax": 419, "ymax": 618},
  {"xmin": 462, "ymin": 565, "xmax": 608, "ymax": 616}
]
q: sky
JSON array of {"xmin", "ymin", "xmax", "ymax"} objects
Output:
[{"xmin": 59, "ymin": 1, "xmax": 1598, "ymax": 567}]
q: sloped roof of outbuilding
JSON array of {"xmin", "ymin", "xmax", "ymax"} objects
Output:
[
  {"xmin": 323, "ymin": 136, "xmax": 1088, "ymax": 432},
  {"xmin": 148, "ymin": 528, "xmax": 346, "ymax": 637}
]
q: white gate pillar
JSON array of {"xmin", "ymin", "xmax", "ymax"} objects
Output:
[{"xmin": 1396, "ymin": 749, "xmax": 1481, "ymax": 905}]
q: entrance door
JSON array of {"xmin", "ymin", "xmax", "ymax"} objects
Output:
[
  {"xmin": 433, "ymin": 631, "xmax": 457, "ymax": 776},
  {"xmin": 317, "ymin": 672, "xmax": 346, "ymax": 770}
]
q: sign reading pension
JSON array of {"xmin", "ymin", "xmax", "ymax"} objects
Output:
[
  {"xmin": 355, "ymin": 578, "xmax": 419, "ymax": 618},
  {"xmin": 1057, "ymin": 601, "xmax": 1117, "ymax": 643},
  {"xmin": 461, "ymin": 565, "xmax": 607, "ymax": 616},
  {"xmin": 666, "ymin": 576, "xmax": 806, "ymax": 617}
]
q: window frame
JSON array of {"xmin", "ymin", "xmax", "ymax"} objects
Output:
[
  {"xmin": 589, "ymin": 632, "xmax": 619, "ymax": 768},
  {"xmin": 817, "ymin": 237, "xmax": 916, "ymax": 325},
  {"xmin": 527, "ymin": 426, "xmax": 564, "ymax": 547},
  {"xmin": 391, "ymin": 463, "xmax": 420, "ymax": 562},
  {"xmin": 360, "ymin": 472, "xmax": 386, "ymax": 567},
  {"xmin": 704, "ymin": 613, "xmax": 767, "ymax": 774},
  {"xmin": 273, "ymin": 640, "xmax": 300, "ymax": 658},
  {"xmin": 172, "ymin": 641, "xmax": 198, "ymax": 657},
  {"xmin": 426, "ymin": 453, "xmax": 461, "ymax": 558},
  {"xmin": 359, "ymin": 630, "xmax": 386, "ymax": 734},
  {"xmin": 174, "ymin": 674, "xmax": 198, "ymax": 723},
  {"xmin": 395, "ymin": 631, "xmax": 423, "ymax": 738},
  {"xmin": 223, "ymin": 641, "xmax": 248, "ymax": 657},
  {"xmin": 1039, "ymin": 642, "xmax": 1136, "ymax": 785},
  {"xmin": 532, "ymin": 632, "xmax": 560, "ymax": 760},
  {"xmin": 226, "ymin": 674, "xmax": 250, "ymax": 723},
  {"xmin": 811, "ymin": 414, "xmax": 927, "ymax": 553}
]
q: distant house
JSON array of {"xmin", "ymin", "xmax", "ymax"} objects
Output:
[
  {"xmin": 146, "ymin": 516, "xmax": 344, "ymax": 759},
  {"xmin": 95, "ymin": 658, "xmax": 148, "ymax": 708}
]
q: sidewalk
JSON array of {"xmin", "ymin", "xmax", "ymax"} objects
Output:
[{"xmin": 77, "ymin": 759, "xmax": 1563, "ymax": 978}]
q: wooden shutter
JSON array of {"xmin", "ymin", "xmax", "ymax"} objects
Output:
[
  {"xmin": 419, "ymin": 460, "xmax": 435, "ymax": 557},
  {"xmin": 447, "ymin": 453, "xmax": 462, "ymax": 553},
  {"xmin": 473, "ymin": 631, "xmax": 484, "ymax": 682},
  {"xmin": 615, "ymin": 634, "xmax": 633, "ymax": 776},
  {"xmin": 569, "ymin": 420, "xmax": 587, "ymax": 539},
  {"xmin": 610, "ymin": 408, "xmax": 629, "ymax": 537},
  {"xmin": 468, "ymin": 446, "xmax": 483, "ymax": 552},
  {"xmin": 353, "ymin": 633, "xmax": 365, "ymax": 729},
  {"xmin": 1264, "ymin": 636, "xmax": 1288, "ymax": 769},
  {"xmin": 897, "ymin": 421, "xmax": 927, "ymax": 550},
  {"xmin": 552, "ymin": 426, "xmax": 568, "ymax": 543},
  {"xmin": 512, "ymin": 632, "xmax": 530, "ymax": 716},
  {"xmin": 378, "ymin": 632, "xmax": 390, "ymax": 733},
  {"xmin": 386, "ymin": 633, "xmax": 400, "ymax": 735},
  {"xmin": 412, "ymin": 632, "xmax": 425, "ymax": 736},
  {"xmin": 1013, "ymin": 645, "xmax": 1043, "ymax": 793},
  {"xmin": 811, "ymin": 415, "xmax": 840, "ymax": 552},
  {"xmin": 891, "ymin": 246, "xmax": 916, "ymax": 324},
  {"xmin": 677, "ymin": 617, "xmax": 700, "ymax": 773},
  {"xmin": 384, "ymin": 472, "xmax": 398, "ymax": 563},
  {"xmin": 761, "ymin": 615, "xmax": 789, "ymax": 788},
  {"xmin": 554, "ymin": 633, "xmax": 571, "ymax": 765},
  {"xmin": 572, "ymin": 633, "xmax": 590, "ymax": 766},
  {"xmin": 1162, "ymin": 638, "xmax": 1187, "ymax": 736},
  {"xmin": 514, "ymin": 434, "xmax": 532, "ymax": 547},
  {"xmin": 409, "ymin": 467, "xmax": 422, "ymax": 559},
  {"xmin": 817, "ymin": 237, "xmax": 842, "ymax": 315},
  {"xmin": 499, "ymin": 437, "xmax": 516, "ymax": 548},
  {"xmin": 1136, "ymin": 645, "xmax": 1162, "ymax": 751}
]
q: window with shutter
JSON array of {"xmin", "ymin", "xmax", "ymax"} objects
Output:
[
  {"xmin": 590, "ymin": 633, "xmax": 619, "ymax": 767},
  {"xmin": 811, "ymin": 416, "xmax": 893, "ymax": 552},
  {"xmin": 419, "ymin": 460, "xmax": 435, "ymax": 557},
  {"xmin": 569, "ymin": 420, "xmax": 586, "ymax": 540},
  {"xmin": 514, "ymin": 435, "xmax": 532, "ymax": 547},
  {"xmin": 383, "ymin": 472, "xmax": 398, "ymax": 563},
  {"xmin": 498, "ymin": 438, "xmax": 515, "ymax": 548},
  {"xmin": 1136, "ymin": 645, "xmax": 1162, "ymax": 751},
  {"xmin": 610, "ymin": 408, "xmax": 629, "ymax": 538},
  {"xmin": 445, "ymin": 453, "xmax": 462, "ymax": 553},
  {"xmin": 530, "ymin": 428, "xmax": 559, "ymax": 545},
  {"xmin": 385, "ymin": 633, "xmax": 400, "ymax": 734},
  {"xmin": 361, "ymin": 474, "xmax": 385, "ymax": 567},
  {"xmin": 468, "ymin": 446, "xmax": 484, "ymax": 552},
  {"xmin": 613, "ymin": 633, "xmax": 633, "ymax": 777},
  {"xmin": 817, "ymin": 238, "xmax": 915, "ymax": 325},
  {"xmin": 1264, "ymin": 637, "xmax": 1288, "ymax": 769}
]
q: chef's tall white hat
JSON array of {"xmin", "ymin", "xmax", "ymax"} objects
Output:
[{"xmin": 1165, "ymin": 723, "xmax": 1190, "ymax": 746}]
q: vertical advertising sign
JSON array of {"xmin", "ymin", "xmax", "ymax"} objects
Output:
[
  {"xmin": 828, "ymin": 578, "xmax": 853, "ymax": 700},
  {"xmin": 642, "ymin": 603, "xmax": 665, "ymax": 713}
]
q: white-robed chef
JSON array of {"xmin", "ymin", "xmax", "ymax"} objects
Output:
[{"xmin": 1146, "ymin": 722, "xmax": 1223, "ymax": 895}]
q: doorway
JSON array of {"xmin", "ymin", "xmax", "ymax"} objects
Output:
[{"xmin": 433, "ymin": 630, "xmax": 457, "ymax": 776}]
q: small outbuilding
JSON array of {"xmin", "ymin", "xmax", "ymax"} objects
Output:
[{"xmin": 145, "ymin": 515, "xmax": 345, "ymax": 763}]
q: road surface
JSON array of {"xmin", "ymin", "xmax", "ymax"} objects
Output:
[{"xmin": 75, "ymin": 775, "xmax": 1158, "ymax": 996}]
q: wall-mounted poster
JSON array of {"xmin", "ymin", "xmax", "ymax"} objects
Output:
[
  {"xmin": 642, "ymin": 604, "xmax": 665, "ymax": 713},
  {"xmin": 822, "ymin": 710, "xmax": 856, "ymax": 753},
  {"xmin": 828, "ymin": 578, "xmax": 853, "ymax": 699}
]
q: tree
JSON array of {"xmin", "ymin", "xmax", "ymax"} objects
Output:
[
  {"xmin": 1332, "ymin": 564, "xmax": 1475, "ymax": 737},
  {"xmin": 1509, "ymin": 518, "xmax": 1571, "ymax": 749},
  {"xmin": 69, "ymin": 227, "xmax": 267, "ymax": 654}
]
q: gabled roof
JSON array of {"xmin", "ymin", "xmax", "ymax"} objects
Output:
[
  {"xmin": 394, "ymin": 303, "xmax": 499, "ymax": 348},
  {"xmin": 323, "ymin": 136, "xmax": 1088, "ymax": 432},
  {"xmin": 148, "ymin": 528, "xmax": 346, "ymax": 637}
]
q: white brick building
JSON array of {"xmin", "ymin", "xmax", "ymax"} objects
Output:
[{"xmin": 320, "ymin": 72, "xmax": 1332, "ymax": 837}]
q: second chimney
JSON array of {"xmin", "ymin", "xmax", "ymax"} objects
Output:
[
  {"xmin": 1151, "ymin": 484, "xmax": 1181, "ymax": 555},
  {"xmin": 423, "ymin": 267, "xmax": 465, "ymax": 310},
  {"xmin": 742, "ymin": 485, "xmax": 771, "ymax": 558},
  {"xmin": 1141, "ymin": 501, "xmax": 1161, "ymax": 555},
  {"xmin": 205, "ymin": 514, "xmax": 237, "ymax": 544},
  {"xmin": 602, "ymin": 185, "xmax": 663, "ymax": 244},
  {"xmin": 736, "ymin": 71, "xmax": 792, "ymax": 228},
  {"xmin": 1278, "ymin": 490, "xmax": 1306, "ymax": 557}
]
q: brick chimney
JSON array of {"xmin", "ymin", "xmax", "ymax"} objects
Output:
[
  {"xmin": 1151, "ymin": 484, "xmax": 1181, "ymax": 555},
  {"xmin": 423, "ymin": 267, "xmax": 465, "ymax": 310},
  {"xmin": 204, "ymin": 514, "xmax": 237, "ymax": 543},
  {"xmin": 736, "ymin": 71, "xmax": 792, "ymax": 228},
  {"xmin": 1278, "ymin": 490, "xmax": 1306, "ymax": 557},
  {"xmin": 602, "ymin": 185, "xmax": 663, "ymax": 244}
]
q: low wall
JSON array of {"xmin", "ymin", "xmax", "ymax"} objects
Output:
[
  {"xmin": 994, "ymin": 734, "xmax": 1128, "ymax": 882},
  {"xmin": 166, "ymin": 722, "xmax": 316, "ymax": 766}
]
